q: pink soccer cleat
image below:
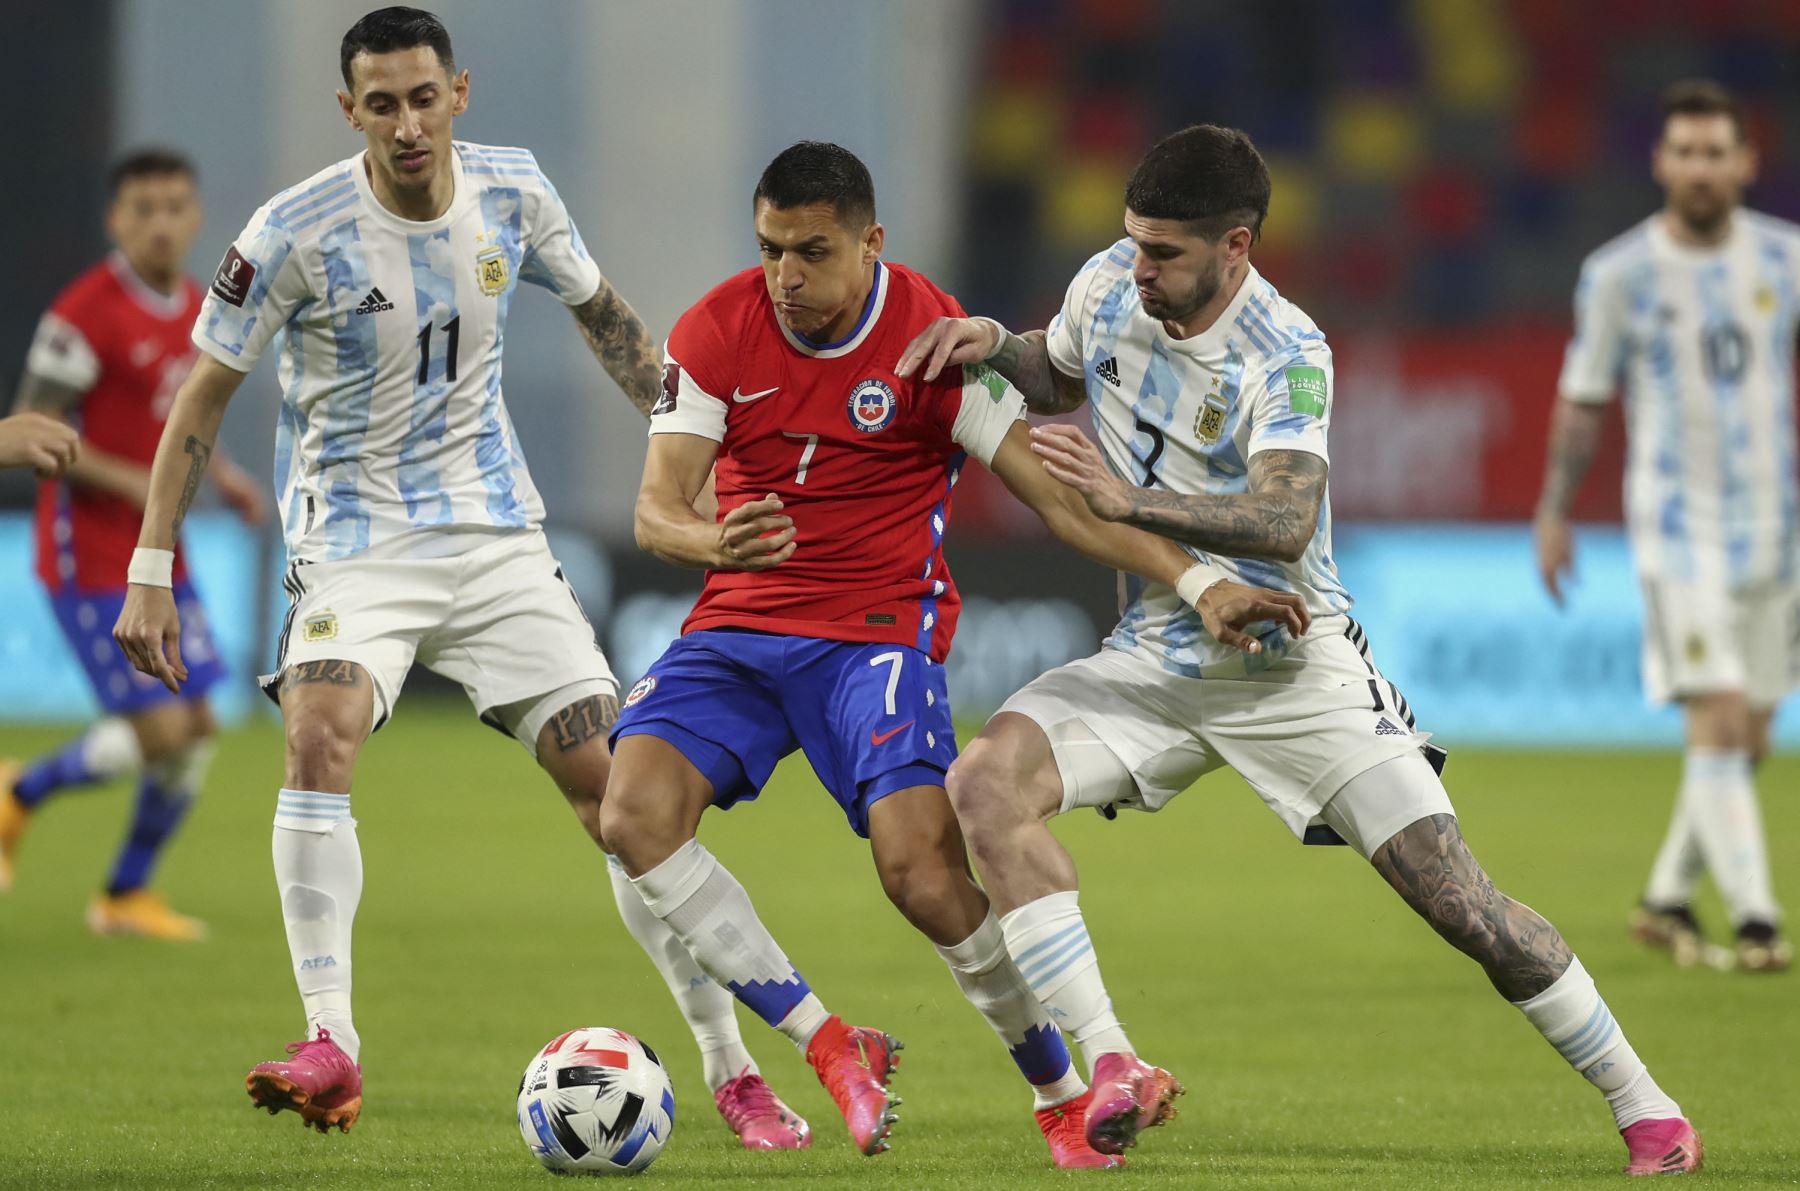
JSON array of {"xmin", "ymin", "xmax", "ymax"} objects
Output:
[
  {"xmin": 804, "ymin": 1015, "xmax": 902, "ymax": 1155},
  {"xmin": 1035, "ymin": 1088, "xmax": 1124, "ymax": 1169},
  {"xmin": 246, "ymin": 1028, "xmax": 363, "ymax": 1134},
  {"xmin": 1084, "ymin": 1052, "xmax": 1184, "ymax": 1155},
  {"xmin": 714, "ymin": 1066, "xmax": 812, "ymax": 1150},
  {"xmin": 1622, "ymin": 1117, "xmax": 1703, "ymax": 1176}
]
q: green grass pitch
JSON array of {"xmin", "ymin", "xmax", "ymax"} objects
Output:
[{"xmin": 0, "ymin": 703, "xmax": 1794, "ymax": 1188}]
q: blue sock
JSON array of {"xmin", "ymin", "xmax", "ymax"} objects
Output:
[
  {"xmin": 14, "ymin": 720, "xmax": 140, "ymax": 809},
  {"xmin": 105, "ymin": 775, "xmax": 193, "ymax": 896},
  {"xmin": 16, "ymin": 740, "xmax": 105, "ymax": 808}
]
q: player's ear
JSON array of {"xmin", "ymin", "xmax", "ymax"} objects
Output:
[
  {"xmin": 337, "ymin": 89, "xmax": 361, "ymax": 131},
  {"xmin": 863, "ymin": 222, "xmax": 885, "ymax": 265},
  {"xmin": 451, "ymin": 69, "xmax": 471, "ymax": 117},
  {"xmin": 1225, "ymin": 225, "xmax": 1253, "ymax": 264}
]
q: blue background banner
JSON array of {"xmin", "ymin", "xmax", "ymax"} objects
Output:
[{"xmin": 2, "ymin": 516, "xmax": 1790, "ymax": 747}]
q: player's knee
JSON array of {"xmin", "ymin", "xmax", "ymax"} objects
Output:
[
  {"xmin": 945, "ymin": 738, "xmax": 1032, "ymax": 834},
  {"xmin": 596, "ymin": 781, "xmax": 670, "ymax": 871},
  {"xmin": 129, "ymin": 707, "xmax": 190, "ymax": 763},
  {"xmin": 283, "ymin": 714, "xmax": 361, "ymax": 791}
]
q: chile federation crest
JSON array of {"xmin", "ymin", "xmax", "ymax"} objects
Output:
[{"xmin": 847, "ymin": 378, "xmax": 898, "ymax": 434}]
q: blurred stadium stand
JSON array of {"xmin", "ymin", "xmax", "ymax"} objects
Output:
[{"xmin": 4, "ymin": 0, "xmax": 1797, "ymax": 743}]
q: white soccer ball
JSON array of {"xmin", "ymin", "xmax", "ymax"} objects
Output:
[{"xmin": 516, "ymin": 1027, "xmax": 675, "ymax": 1175}]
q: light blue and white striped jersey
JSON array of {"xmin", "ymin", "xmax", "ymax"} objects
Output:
[
  {"xmin": 1561, "ymin": 210, "xmax": 1800, "ymax": 591},
  {"xmin": 192, "ymin": 143, "xmax": 602, "ymax": 563},
  {"xmin": 1046, "ymin": 242, "xmax": 1351, "ymax": 676}
]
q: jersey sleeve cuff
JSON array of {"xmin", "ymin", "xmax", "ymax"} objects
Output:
[{"xmin": 190, "ymin": 328, "xmax": 258, "ymax": 374}]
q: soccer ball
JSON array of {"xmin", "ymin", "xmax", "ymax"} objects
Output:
[{"xmin": 516, "ymin": 1027, "xmax": 675, "ymax": 1175}]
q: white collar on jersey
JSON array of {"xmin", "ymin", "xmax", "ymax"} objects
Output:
[
  {"xmin": 1154, "ymin": 262, "xmax": 1265, "ymax": 355},
  {"xmin": 349, "ymin": 144, "xmax": 472, "ymax": 233},
  {"xmin": 775, "ymin": 260, "xmax": 890, "ymax": 359},
  {"xmin": 1646, "ymin": 210, "xmax": 1744, "ymax": 261},
  {"xmin": 106, "ymin": 252, "xmax": 188, "ymax": 319}
]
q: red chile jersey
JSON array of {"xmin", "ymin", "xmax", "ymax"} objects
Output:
[
  {"xmin": 653, "ymin": 261, "xmax": 1025, "ymax": 661},
  {"xmin": 27, "ymin": 254, "xmax": 203, "ymax": 590}
]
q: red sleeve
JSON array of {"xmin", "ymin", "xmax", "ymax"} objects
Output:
[
  {"xmin": 665, "ymin": 295, "xmax": 737, "ymax": 402},
  {"xmin": 46, "ymin": 272, "xmax": 115, "ymax": 353}
]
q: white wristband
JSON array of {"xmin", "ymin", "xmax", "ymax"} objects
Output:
[
  {"xmin": 127, "ymin": 548, "xmax": 175, "ymax": 588},
  {"xmin": 1174, "ymin": 561, "xmax": 1230, "ymax": 610}
]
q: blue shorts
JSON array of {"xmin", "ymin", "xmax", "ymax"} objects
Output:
[
  {"xmin": 48, "ymin": 581, "xmax": 226, "ymax": 715},
  {"xmin": 609, "ymin": 629, "xmax": 958, "ymax": 837}
]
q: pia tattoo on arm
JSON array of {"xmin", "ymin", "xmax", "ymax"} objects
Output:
[
  {"xmin": 170, "ymin": 434, "xmax": 213, "ymax": 538},
  {"xmin": 991, "ymin": 329, "xmax": 1087, "ymax": 415},
  {"xmin": 572, "ymin": 278, "xmax": 662, "ymax": 419},
  {"xmin": 549, "ymin": 694, "xmax": 619, "ymax": 752},
  {"xmin": 279, "ymin": 660, "xmax": 364, "ymax": 692},
  {"xmin": 1373, "ymin": 813, "xmax": 1573, "ymax": 1001},
  {"xmin": 1119, "ymin": 449, "xmax": 1326, "ymax": 562}
]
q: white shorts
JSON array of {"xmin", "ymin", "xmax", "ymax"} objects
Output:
[
  {"xmin": 1640, "ymin": 578, "xmax": 1800, "ymax": 709},
  {"xmin": 997, "ymin": 616, "xmax": 1450, "ymax": 852},
  {"xmin": 262, "ymin": 529, "xmax": 617, "ymax": 755}
]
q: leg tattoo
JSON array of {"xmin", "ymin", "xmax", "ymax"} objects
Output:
[
  {"xmin": 549, "ymin": 695, "xmax": 619, "ymax": 753},
  {"xmin": 1372, "ymin": 813, "xmax": 1572, "ymax": 1000}
]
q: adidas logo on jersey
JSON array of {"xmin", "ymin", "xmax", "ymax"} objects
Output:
[
  {"xmin": 1096, "ymin": 356, "xmax": 1121, "ymax": 387},
  {"xmin": 1374, "ymin": 717, "xmax": 1405, "ymax": 737},
  {"xmin": 353, "ymin": 287, "xmax": 394, "ymax": 315}
]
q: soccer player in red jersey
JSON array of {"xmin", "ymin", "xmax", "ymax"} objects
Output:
[
  {"xmin": 602, "ymin": 142, "xmax": 1301, "ymax": 1166},
  {"xmin": 1, "ymin": 150, "xmax": 267, "ymax": 936}
]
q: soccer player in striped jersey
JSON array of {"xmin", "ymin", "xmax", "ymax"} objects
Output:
[
  {"xmin": 2, "ymin": 150, "xmax": 268, "ymax": 940},
  {"xmin": 601, "ymin": 140, "xmax": 1297, "ymax": 1167},
  {"xmin": 902, "ymin": 124, "xmax": 1700, "ymax": 1175},
  {"xmin": 112, "ymin": 7, "xmax": 803, "ymax": 1146},
  {"xmin": 1536, "ymin": 79, "xmax": 1793, "ymax": 975}
]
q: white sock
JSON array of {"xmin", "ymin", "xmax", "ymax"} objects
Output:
[
  {"xmin": 606, "ymin": 854, "xmax": 755, "ymax": 1090},
  {"xmin": 1681, "ymin": 748, "xmax": 1779, "ymax": 925},
  {"xmin": 939, "ymin": 912, "xmax": 1085, "ymax": 1109},
  {"xmin": 630, "ymin": 840, "xmax": 829, "ymax": 1051},
  {"xmin": 1512, "ymin": 957, "xmax": 1682, "ymax": 1128},
  {"xmin": 1642, "ymin": 792, "xmax": 1702, "ymax": 908},
  {"xmin": 86, "ymin": 717, "xmax": 144, "ymax": 777},
  {"xmin": 1000, "ymin": 890, "xmax": 1131, "ymax": 1073},
  {"xmin": 272, "ymin": 789, "xmax": 362, "ymax": 1063}
]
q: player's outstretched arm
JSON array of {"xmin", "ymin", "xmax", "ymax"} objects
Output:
[
  {"xmin": 1532, "ymin": 399, "xmax": 1607, "ymax": 606},
  {"xmin": 113, "ymin": 354, "xmax": 248, "ymax": 692},
  {"xmin": 1030, "ymin": 424, "xmax": 1325, "ymax": 563},
  {"xmin": 986, "ymin": 422, "xmax": 1307, "ymax": 649},
  {"xmin": 896, "ymin": 318, "xmax": 1086, "ymax": 415},
  {"xmin": 569, "ymin": 274, "xmax": 663, "ymax": 418},
  {"xmin": 634, "ymin": 431, "xmax": 795, "ymax": 572},
  {"xmin": 0, "ymin": 413, "xmax": 78, "ymax": 477}
]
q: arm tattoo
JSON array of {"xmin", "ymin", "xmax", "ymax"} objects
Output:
[
  {"xmin": 13, "ymin": 371, "xmax": 84, "ymax": 415},
  {"xmin": 1538, "ymin": 402, "xmax": 1605, "ymax": 517},
  {"xmin": 279, "ymin": 660, "xmax": 364, "ymax": 691},
  {"xmin": 1119, "ymin": 450, "xmax": 1326, "ymax": 562},
  {"xmin": 548, "ymin": 694, "xmax": 619, "ymax": 752},
  {"xmin": 1372, "ymin": 812, "xmax": 1573, "ymax": 1001},
  {"xmin": 990, "ymin": 329, "xmax": 1087, "ymax": 415},
  {"xmin": 171, "ymin": 434, "xmax": 213, "ymax": 538},
  {"xmin": 571, "ymin": 277, "xmax": 662, "ymax": 419}
]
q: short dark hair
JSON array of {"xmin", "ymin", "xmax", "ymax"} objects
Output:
[
  {"xmin": 108, "ymin": 148, "xmax": 196, "ymax": 199},
  {"xmin": 1125, "ymin": 124, "xmax": 1271, "ymax": 243},
  {"xmin": 1661, "ymin": 78, "xmax": 1747, "ymax": 141},
  {"xmin": 753, "ymin": 141, "xmax": 877, "ymax": 230},
  {"xmin": 340, "ymin": 6, "xmax": 455, "ymax": 91}
]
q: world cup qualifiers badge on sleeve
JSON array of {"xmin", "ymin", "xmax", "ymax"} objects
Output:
[
  {"xmin": 1284, "ymin": 366, "xmax": 1327, "ymax": 417},
  {"xmin": 847, "ymin": 378, "xmax": 897, "ymax": 433}
]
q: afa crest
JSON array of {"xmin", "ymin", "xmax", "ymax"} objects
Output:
[
  {"xmin": 303, "ymin": 610, "xmax": 338, "ymax": 643},
  {"xmin": 476, "ymin": 245, "xmax": 510, "ymax": 297}
]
